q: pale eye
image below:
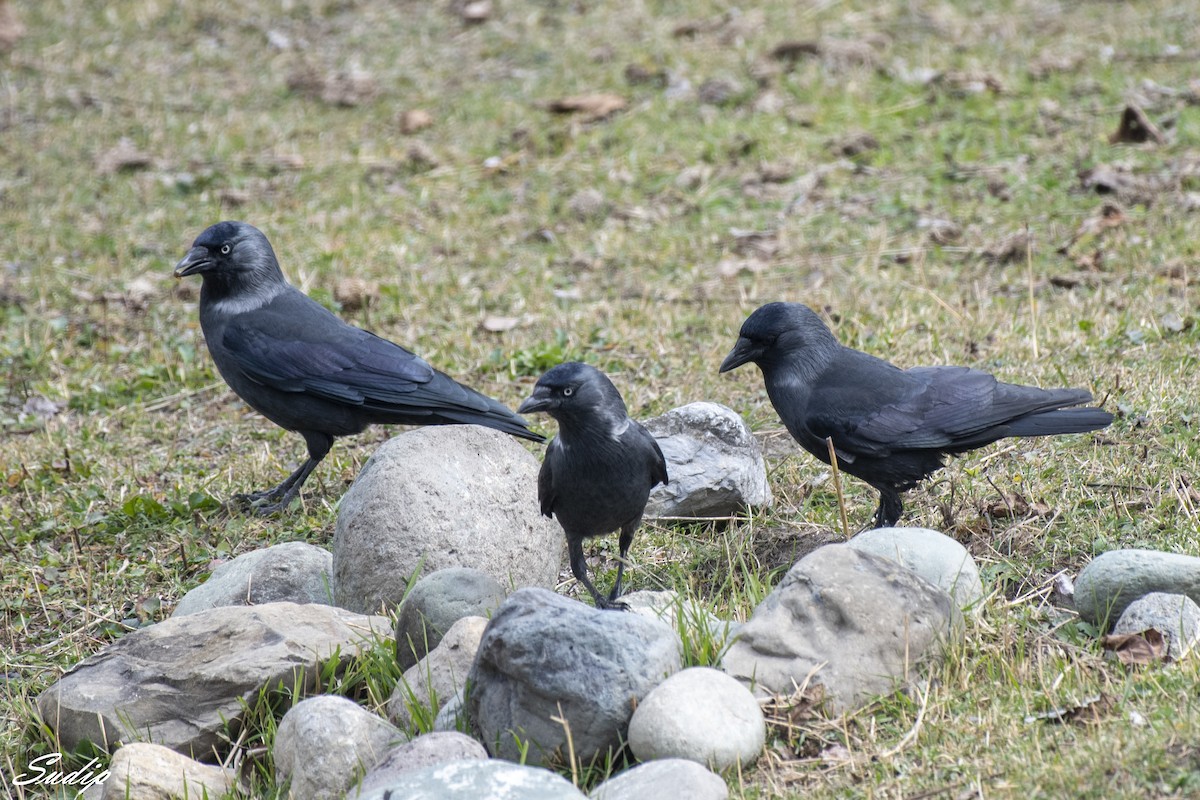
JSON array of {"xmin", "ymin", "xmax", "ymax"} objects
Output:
[
  {"xmin": 221, "ymin": 244, "xmax": 231, "ymax": 255},
  {"xmin": 563, "ymin": 386, "xmax": 574, "ymax": 397}
]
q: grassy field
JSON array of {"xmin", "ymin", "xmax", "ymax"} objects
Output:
[{"xmin": 3, "ymin": 0, "xmax": 1200, "ymax": 796}]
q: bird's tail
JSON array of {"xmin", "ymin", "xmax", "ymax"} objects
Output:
[{"xmin": 1006, "ymin": 407, "xmax": 1114, "ymax": 437}]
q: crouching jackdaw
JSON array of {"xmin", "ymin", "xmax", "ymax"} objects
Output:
[
  {"xmin": 720, "ymin": 302, "xmax": 1113, "ymax": 528},
  {"xmin": 518, "ymin": 362, "xmax": 668, "ymax": 610},
  {"xmin": 174, "ymin": 221, "xmax": 542, "ymax": 513}
]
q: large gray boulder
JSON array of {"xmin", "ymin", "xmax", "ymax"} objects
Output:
[
  {"xmin": 1075, "ymin": 549, "xmax": 1200, "ymax": 628},
  {"xmin": 467, "ymin": 588, "xmax": 682, "ymax": 767},
  {"xmin": 333, "ymin": 426, "xmax": 563, "ymax": 615},
  {"xmin": 350, "ymin": 758, "xmax": 587, "ymax": 800},
  {"xmin": 173, "ymin": 541, "xmax": 333, "ymax": 616},
  {"xmin": 394, "ymin": 567, "xmax": 506, "ymax": 669},
  {"xmin": 721, "ymin": 545, "xmax": 957, "ymax": 712},
  {"xmin": 275, "ymin": 695, "xmax": 402, "ymax": 800},
  {"xmin": 37, "ymin": 603, "xmax": 390, "ymax": 757},
  {"xmin": 644, "ymin": 402, "xmax": 771, "ymax": 518},
  {"xmin": 847, "ymin": 527, "xmax": 984, "ymax": 610}
]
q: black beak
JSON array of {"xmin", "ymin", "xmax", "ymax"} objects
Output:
[
  {"xmin": 517, "ymin": 387, "xmax": 554, "ymax": 415},
  {"xmin": 174, "ymin": 246, "xmax": 212, "ymax": 278},
  {"xmin": 719, "ymin": 337, "xmax": 761, "ymax": 373}
]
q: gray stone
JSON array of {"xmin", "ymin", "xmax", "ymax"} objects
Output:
[
  {"xmin": 101, "ymin": 742, "xmax": 237, "ymax": 800},
  {"xmin": 388, "ymin": 616, "xmax": 487, "ymax": 732},
  {"xmin": 351, "ymin": 758, "xmax": 587, "ymax": 800},
  {"xmin": 847, "ymin": 527, "xmax": 984, "ymax": 610},
  {"xmin": 394, "ymin": 568, "xmax": 505, "ymax": 668},
  {"xmin": 1075, "ymin": 549, "xmax": 1200, "ymax": 628},
  {"xmin": 37, "ymin": 602, "xmax": 390, "ymax": 756},
  {"xmin": 432, "ymin": 689, "xmax": 468, "ymax": 733},
  {"xmin": 590, "ymin": 759, "xmax": 727, "ymax": 800},
  {"xmin": 627, "ymin": 667, "xmax": 764, "ymax": 770},
  {"xmin": 467, "ymin": 588, "xmax": 682, "ymax": 767},
  {"xmin": 621, "ymin": 590, "xmax": 740, "ymax": 650},
  {"xmin": 721, "ymin": 544, "xmax": 957, "ymax": 713},
  {"xmin": 1112, "ymin": 592, "xmax": 1200, "ymax": 661},
  {"xmin": 173, "ymin": 541, "xmax": 333, "ymax": 616},
  {"xmin": 643, "ymin": 402, "xmax": 771, "ymax": 518},
  {"xmin": 275, "ymin": 695, "xmax": 403, "ymax": 800},
  {"xmin": 333, "ymin": 426, "xmax": 564, "ymax": 615},
  {"xmin": 355, "ymin": 732, "xmax": 488, "ymax": 796}
]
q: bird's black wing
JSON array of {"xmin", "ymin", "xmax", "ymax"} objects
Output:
[
  {"xmin": 220, "ymin": 290, "xmax": 539, "ymax": 436},
  {"xmin": 537, "ymin": 438, "xmax": 562, "ymax": 518},
  {"xmin": 632, "ymin": 421, "xmax": 669, "ymax": 488}
]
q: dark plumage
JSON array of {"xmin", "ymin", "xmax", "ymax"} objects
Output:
[
  {"xmin": 720, "ymin": 302, "xmax": 1113, "ymax": 528},
  {"xmin": 518, "ymin": 362, "xmax": 668, "ymax": 610},
  {"xmin": 175, "ymin": 221, "xmax": 542, "ymax": 513}
]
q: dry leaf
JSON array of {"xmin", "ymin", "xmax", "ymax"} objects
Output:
[
  {"xmin": 1102, "ymin": 629, "xmax": 1167, "ymax": 665},
  {"xmin": 97, "ymin": 138, "xmax": 154, "ymax": 175},
  {"xmin": 716, "ymin": 258, "xmax": 768, "ymax": 278},
  {"xmin": 730, "ymin": 228, "xmax": 779, "ymax": 258},
  {"xmin": 1078, "ymin": 163, "xmax": 1158, "ymax": 205},
  {"xmin": 546, "ymin": 93, "xmax": 627, "ymax": 121},
  {"xmin": 980, "ymin": 229, "xmax": 1030, "ymax": 265},
  {"xmin": 459, "ymin": 0, "xmax": 492, "ymax": 24},
  {"xmin": 0, "ymin": 0, "xmax": 23, "ymax": 52},
  {"xmin": 334, "ymin": 277, "xmax": 378, "ymax": 312},
  {"xmin": 983, "ymin": 493, "xmax": 1051, "ymax": 519},
  {"xmin": 481, "ymin": 315, "xmax": 520, "ymax": 333},
  {"xmin": 1025, "ymin": 694, "xmax": 1112, "ymax": 725},
  {"xmin": 398, "ymin": 109, "xmax": 434, "ymax": 134},
  {"xmin": 288, "ymin": 63, "xmax": 377, "ymax": 107},
  {"xmin": 830, "ymin": 130, "xmax": 878, "ymax": 158},
  {"xmin": 1110, "ymin": 104, "xmax": 1166, "ymax": 145},
  {"xmin": 770, "ymin": 40, "xmax": 822, "ymax": 62}
]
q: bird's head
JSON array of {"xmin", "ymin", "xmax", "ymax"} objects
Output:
[
  {"xmin": 174, "ymin": 221, "xmax": 286, "ymax": 291},
  {"xmin": 518, "ymin": 362, "xmax": 628, "ymax": 428},
  {"xmin": 719, "ymin": 302, "xmax": 835, "ymax": 373}
]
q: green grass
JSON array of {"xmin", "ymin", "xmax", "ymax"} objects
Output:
[{"xmin": 3, "ymin": 0, "xmax": 1200, "ymax": 796}]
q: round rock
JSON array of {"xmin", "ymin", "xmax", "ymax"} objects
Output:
[
  {"xmin": 627, "ymin": 667, "xmax": 764, "ymax": 770},
  {"xmin": 333, "ymin": 425, "xmax": 563, "ymax": 615},
  {"xmin": 355, "ymin": 732, "xmax": 487, "ymax": 797},
  {"xmin": 172, "ymin": 541, "xmax": 333, "ymax": 616},
  {"xmin": 847, "ymin": 527, "xmax": 983, "ymax": 610},
  {"xmin": 1075, "ymin": 549, "xmax": 1200, "ymax": 627},
  {"xmin": 1112, "ymin": 592, "xmax": 1200, "ymax": 661},
  {"xmin": 352, "ymin": 758, "xmax": 587, "ymax": 800},
  {"xmin": 394, "ymin": 567, "xmax": 506, "ymax": 668},
  {"xmin": 273, "ymin": 695, "xmax": 403, "ymax": 800},
  {"xmin": 389, "ymin": 615, "xmax": 488, "ymax": 732},
  {"xmin": 590, "ymin": 758, "xmax": 728, "ymax": 800}
]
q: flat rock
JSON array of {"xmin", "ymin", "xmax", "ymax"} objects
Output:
[
  {"xmin": 467, "ymin": 588, "xmax": 681, "ymax": 767},
  {"xmin": 275, "ymin": 695, "xmax": 403, "ymax": 800},
  {"xmin": 37, "ymin": 602, "xmax": 390, "ymax": 757},
  {"xmin": 389, "ymin": 616, "xmax": 488, "ymax": 732},
  {"xmin": 847, "ymin": 527, "xmax": 983, "ymax": 610},
  {"xmin": 351, "ymin": 758, "xmax": 587, "ymax": 800},
  {"xmin": 1075, "ymin": 549, "xmax": 1200, "ymax": 628},
  {"xmin": 644, "ymin": 402, "xmax": 771, "ymax": 518},
  {"xmin": 333, "ymin": 426, "xmax": 563, "ymax": 615},
  {"xmin": 627, "ymin": 667, "xmax": 764, "ymax": 770},
  {"xmin": 721, "ymin": 544, "xmax": 957, "ymax": 713},
  {"xmin": 101, "ymin": 742, "xmax": 237, "ymax": 800},
  {"xmin": 394, "ymin": 567, "xmax": 505, "ymax": 669},
  {"xmin": 173, "ymin": 541, "xmax": 333, "ymax": 616},
  {"xmin": 590, "ymin": 758, "xmax": 728, "ymax": 800},
  {"xmin": 355, "ymin": 732, "xmax": 488, "ymax": 796},
  {"xmin": 1112, "ymin": 592, "xmax": 1200, "ymax": 661}
]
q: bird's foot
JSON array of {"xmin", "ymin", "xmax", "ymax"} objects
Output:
[
  {"xmin": 231, "ymin": 487, "xmax": 296, "ymax": 515},
  {"xmin": 593, "ymin": 595, "xmax": 630, "ymax": 612}
]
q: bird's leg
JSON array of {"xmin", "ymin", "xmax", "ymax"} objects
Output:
[
  {"xmin": 607, "ymin": 520, "xmax": 639, "ymax": 605},
  {"xmin": 235, "ymin": 432, "xmax": 332, "ymax": 515},
  {"xmin": 873, "ymin": 488, "xmax": 904, "ymax": 529},
  {"xmin": 567, "ymin": 536, "xmax": 627, "ymax": 611}
]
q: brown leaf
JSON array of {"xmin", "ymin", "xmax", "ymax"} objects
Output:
[
  {"xmin": 829, "ymin": 130, "xmax": 878, "ymax": 158},
  {"xmin": 936, "ymin": 71, "xmax": 1004, "ymax": 95},
  {"xmin": 288, "ymin": 63, "xmax": 377, "ymax": 107},
  {"xmin": 730, "ymin": 228, "xmax": 779, "ymax": 258},
  {"xmin": 1102, "ymin": 629, "xmax": 1167, "ymax": 665},
  {"xmin": 983, "ymin": 492, "xmax": 1051, "ymax": 519},
  {"xmin": 546, "ymin": 93, "xmax": 627, "ymax": 121},
  {"xmin": 1078, "ymin": 163, "xmax": 1158, "ymax": 205},
  {"xmin": 96, "ymin": 138, "xmax": 154, "ymax": 175},
  {"xmin": 770, "ymin": 40, "xmax": 822, "ymax": 62},
  {"xmin": 624, "ymin": 63, "xmax": 668, "ymax": 87},
  {"xmin": 1110, "ymin": 104, "xmax": 1166, "ymax": 145},
  {"xmin": 481, "ymin": 315, "xmax": 520, "ymax": 333},
  {"xmin": 398, "ymin": 109, "xmax": 435, "ymax": 135},
  {"xmin": 333, "ymin": 277, "xmax": 378, "ymax": 312},
  {"xmin": 980, "ymin": 230, "xmax": 1030, "ymax": 265},
  {"xmin": 715, "ymin": 258, "xmax": 768, "ymax": 278}
]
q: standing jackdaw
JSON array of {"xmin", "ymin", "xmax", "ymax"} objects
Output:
[
  {"xmin": 518, "ymin": 362, "xmax": 668, "ymax": 610},
  {"xmin": 174, "ymin": 221, "xmax": 542, "ymax": 513},
  {"xmin": 720, "ymin": 302, "xmax": 1113, "ymax": 528}
]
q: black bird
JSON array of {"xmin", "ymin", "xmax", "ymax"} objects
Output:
[
  {"xmin": 518, "ymin": 362, "xmax": 668, "ymax": 610},
  {"xmin": 720, "ymin": 302, "xmax": 1113, "ymax": 528},
  {"xmin": 174, "ymin": 221, "xmax": 542, "ymax": 513}
]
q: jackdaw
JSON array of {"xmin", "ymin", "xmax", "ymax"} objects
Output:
[
  {"xmin": 720, "ymin": 302, "xmax": 1113, "ymax": 528},
  {"xmin": 174, "ymin": 221, "xmax": 542, "ymax": 513},
  {"xmin": 518, "ymin": 362, "xmax": 668, "ymax": 610}
]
